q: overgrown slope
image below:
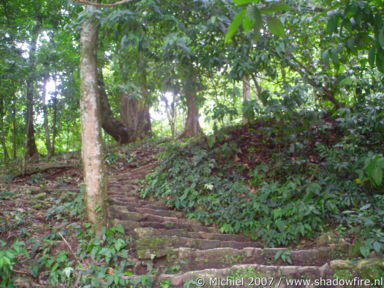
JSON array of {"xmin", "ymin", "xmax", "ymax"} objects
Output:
[{"xmin": 142, "ymin": 103, "xmax": 384, "ymax": 255}]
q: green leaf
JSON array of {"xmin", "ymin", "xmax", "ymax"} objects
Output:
[
  {"xmin": 321, "ymin": 50, "xmax": 330, "ymax": 64},
  {"xmin": 243, "ymin": 15, "xmax": 254, "ymax": 32},
  {"xmin": 207, "ymin": 135, "xmax": 216, "ymax": 148},
  {"xmin": 305, "ymin": 183, "xmax": 321, "ymax": 194},
  {"xmin": 360, "ymin": 245, "xmax": 370, "ymax": 258},
  {"xmin": 225, "ymin": 10, "xmax": 247, "ymax": 43},
  {"xmin": 378, "ymin": 27, "xmax": 384, "ymax": 49},
  {"xmin": 339, "ymin": 77, "xmax": 353, "ymax": 87},
  {"xmin": 372, "ymin": 165, "xmax": 383, "ymax": 186},
  {"xmin": 114, "ymin": 238, "xmax": 126, "ymax": 251},
  {"xmin": 260, "ymin": 3, "xmax": 289, "ymax": 14},
  {"xmin": 344, "ymin": 4, "xmax": 358, "ymax": 18},
  {"xmin": 330, "ymin": 47, "xmax": 339, "ymax": 66},
  {"xmin": 247, "ymin": 6, "xmax": 263, "ymax": 30},
  {"xmin": 234, "ymin": 0, "xmax": 260, "ymax": 5},
  {"xmin": 368, "ymin": 47, "xmax": 376, "ymax": 68},
  {"xmin": 373, "ymin": 242, "xmax": 382, "ymax": 253},
  {"xmin": 376, "ymin": 47, "xmax": 384, "ymax": 73},
  {"xmin": 327, "ymin": 15, "xmax": 337, "ymax": 34},
  {"xmin": 267, "ymin": 17, "xmax": 285, "ymax": 37}
]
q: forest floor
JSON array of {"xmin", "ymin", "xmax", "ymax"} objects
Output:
[{"xmin": 1, "ymin": 116, "xmax": 384, "ymax": 287}]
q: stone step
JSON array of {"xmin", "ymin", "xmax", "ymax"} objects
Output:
[
  {"xmin": 154, "ymin": 245, "xmax": 348, "ymax": 272},
  {"xmin": 132, "ymin": 227, "xmax": 250, "ymax": 243},
  {"xmin": 108, "ymin": 197, "xmax": 171, "ymax": 212},
  {"xmin": 112, "ymin": 219, "xmax": 218, "ymax": 234},
  {"xmin": 108, "ymin": 197, "xmax": 168, "ymax": 209},
  {"xmin": 109, "ymin": 206, "xmax": 202, "ymax": 226},
  {"xmin": 108, "ymin": 192, "xmax": 139, "ymax": 197},
  {"xmin": 110, "ymin": 204, "xmax": 184, "ymax": 218},
  {"xmin": 110, "ymin": 164, "xmax": 156, "ymax": 182},
  {"xmin": 108, "ymin": 186, "xmax": 139, "ymax": 194},
  {"xmin": 135, "ymin": 236, "xmax": 263, "ymax": 259},
  {"xmin": 157, "ymin": 262, "xmax": 332, "ymax": 288}
]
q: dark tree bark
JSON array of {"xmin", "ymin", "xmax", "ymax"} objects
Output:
[
  {"xmin": 161, "ymin": 92, "xmax": 178, "ymax": 138},
  {"xmin": 138, "ymin": 52, "xmax": 152, "ymax": 136},
  {"xmin": 284, "ymin": 54, "xmax": 343, "ymax": 109},
  {"xmin": 180, "ymin": 76, "xmax": 203, "ymax": 138},
  {"xmin": 52, "ymin": 91, "xmax": 58, "ymax": 156},
  {"xmin": 250, "ymin": 74, "xmax": 264, "ymax": 105},
  {"xmin": 80, "ymin": 7, "xmax": 108, "ymax": 235},
  {"xmin": 242, "ymin": 75, "xmax": 251, "ymax": 102},
  {"xmin": 0, "ymin": 96, "xmax": 9, "ymax": 162},
  {"xmin": 12, "ymin": 93, "xmax": 17, "ymax": 159},
  {"xmin": 179, "ymin": 65, "xmax": 203, "ymax": 138},
  {"xmin": 120, "ymin": 94, "xmax": 151, "ymax": 141},
  {"xmin": 97, "ymin": 70, "xmax": 132, "ymax": 144},
  {"xmin": 242, "ymin": 75, "xmax": 251, "ymax": 123},
  {"xmin": 25, "ymin": 25, "xmax": 40, "ymax": 160},
  {"xmin": 41, "ymin": 75, "xmax": 53, "ymax": 158}
]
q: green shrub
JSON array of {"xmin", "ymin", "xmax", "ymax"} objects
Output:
[{"xmin": 142, "ymin": 103, "xmax": 384, "ymax": 251}]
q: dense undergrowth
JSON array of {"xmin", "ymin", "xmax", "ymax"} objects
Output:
[
  {"xmin": 142, "ymin": 98, "xmax": 384, "ymax": 255},
  {"xmin": 0, "ymin": 188, "xmax": 154, "ymax": 288}
]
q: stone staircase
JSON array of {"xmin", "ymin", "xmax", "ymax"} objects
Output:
[{"xmin": 107, "ymin": 162, "xmax": 349, "ymax": 288}]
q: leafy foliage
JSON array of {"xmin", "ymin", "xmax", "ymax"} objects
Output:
[
  {"xmin": 0, "ymin": 240, "xmax": 29, "ymax": 287},
  {"xmin": 143, "ymin": 100, "xmax": 384, "ymax": 251}
]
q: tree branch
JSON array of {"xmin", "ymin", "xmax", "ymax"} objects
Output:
[{"xmin": 74, "ymin": 0, "xmax": 134, "ymax": 7}]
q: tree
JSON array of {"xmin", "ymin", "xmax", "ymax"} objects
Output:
[
  {"xmin": 80, "ymin": 6, "xmax": 108, "ymax": 235},
  {"xmin": 25, "ymin": 23, "xmax": 40, "ymax": 160},
  {"xmin": 98, "ymin": 70, "xmax": 132, "ymax": 144},
  {"xmin": 179, "ymin": 63, "xmax": 203, "ymax": 138},
  {"xmin": 40, "ymin": 74, "xmax": 53, "ymax": 158}
]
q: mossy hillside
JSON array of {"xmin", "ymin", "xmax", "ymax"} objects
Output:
[{"xmin": 142, "ymin": 108, "xmax": 384, "ymax": 252}]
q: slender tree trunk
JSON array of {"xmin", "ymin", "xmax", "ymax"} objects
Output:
[
  {"xmin": 179, "ymin": 65, "xmax": 203, "ymax": 138},
  {"xmin": 171, "ymin": 92, "xmax": 177, "ymax": 138},
  {"xmin": 284, "ymin": 54, "xmax": 343, "ymax": 109},
  {"xmin": 41, "ymin": 75, "xmax": 53, "ymax": 158},
  {"xmin": 281, "ymin": 66, "xmax": 288, "ymax": 87},
  {"xmin": 0, "ymin": 96, "xmax": 9, "ymax": 162},
  {"xmin": 161, "ymin": 92, "xmax": 178, "ymax": 138},
  {"xmin": 52, "ymin": 92, "xmax": 58, "ymax": 156},
  {"xmin": 98, "ymin": 70, "xmax": 132, "ymax": 144},
  {"xmin": 138, "ymin": 53, "xmax": 152, "ymax": 136},
  {"xmin": 242, "ymin": 75, "xmax": 251, "ymax": 102},
  {"xmin": 25, "ymin": 25, "xmax": 40, "ymax": 160},
  {"xmin": 140, "ymin": 87, "xmax": 152, "ymax": 137},
  {"xmin": 12, "ymin": 93, "xmax": 17, "ymax": 159},
  {"xmin": 250, "ymin": 74, "xmax": 264, "ymax": 105},
  {"xmin": 242, "ymin": 75, "xmax": 251, "ymax": 123},
  {"xmin": 80, "ymin": 8, "xmax": 108, "ymax": 235}
]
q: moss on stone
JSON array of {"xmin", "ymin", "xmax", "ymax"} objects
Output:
[{"xmin": 136, "ymin": 236, "xmax": 174, "ymax": 259}]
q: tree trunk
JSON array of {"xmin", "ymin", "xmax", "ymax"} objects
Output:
[
  {"xmin": 250, "ymin": 74, "xmax": 264, "ymax": 105},
  {"xmin": 170, "ymin": 92, "xmax": 177, "ymax": 138},
  {"xmin": 161, "ymin": 92, "xmax": 178, "ymax": 138},
  {"xmin": 242, "ymin": 75, "xmax": 251, "ymax": 123},
  {"xmin": 242, "ymin": 75, "xmax": 251, "ymax": 102},
  {"xmin": 52, "ymin": 92, "xmax": 58, "ymax": 156},
  {"xmin": 285, "ymin": 54, "xmax": 343, "ymax": 109},
  {"xmin": 0, "ymin": 96, "xmax": 9, "ymax": 162},
  {"xmin": 98, "ymin": 70, "xmax": 132, "ymax": 144},
  {"xmin": 138, "ymin": 52, "xmax": 152, "ymax": 136},
  {"xmin": 80, "ymin": 8, "xmax": 108, "ymax": 235},
  {"xmin": 12, "ymin": 93, "xmax": 17, "ymax": 159},
  {"xmin": 25, "ymin": 25, "xmax": 40, "ymax": 161},
  {"xmin": 120, "ymin": 94, "xmax": 151, "ymax": 141},
  {"xmin": 140, "ymin": 89, "xmax": 152, "ymax": 137},
  {"xmin": 41, "ymin": 75, "xmax": 53, "ymax": 158},
  {"xmin": 179, "ymin": 65, "xmax": 203, "ymax": 138}
]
